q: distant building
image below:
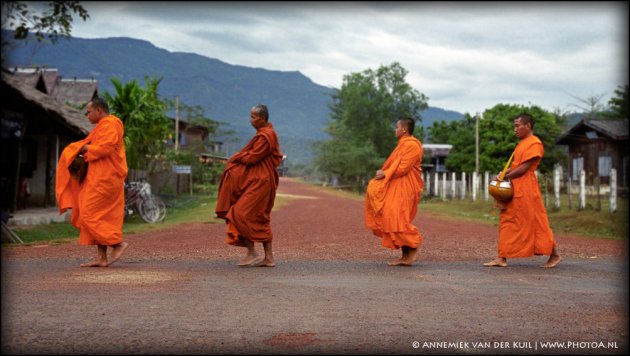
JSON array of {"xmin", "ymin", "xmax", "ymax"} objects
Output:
[
  {"xmin": 422, "ymin": 143, "xmax": 452, "ymax": 174},
  {"xmin": 556, "ymin": 118, "xmax": 628, "ymax": 188}
]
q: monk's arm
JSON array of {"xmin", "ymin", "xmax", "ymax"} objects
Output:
[
  {"xmin": 503, "ymin": 158, "xmax": 536, "ymax": 180},
  {"xmin": 234, "ymin": 136, "xmax": 271, "ymax": 165},
  {"xmin": 83, "ymin": 123, "xmax": 121, "ymax": 162},
  {"xmin": 386, "ymin": 144, "xmax": 421, "ymax": 179}
]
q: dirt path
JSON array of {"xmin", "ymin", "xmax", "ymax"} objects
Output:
[{"xmin": 2, "ymin": 178, "xmax": 628, "ymax": 354}]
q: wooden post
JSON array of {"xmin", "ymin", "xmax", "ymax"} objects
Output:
[
  {"xmin": 483, "ymin": 171, "xmax": 489, "ymax": 201},
  {"xmin": 472, "ymin": 171, "xmax": 478, "ymax": 202},
  {"xmin": 610, "ymin": 168, "xmax": 617, "ymax": 213},
  {"xmin": 579, "ymin": 170, "xmax": 586, "ymax": 210},
  {"xmin": 567, "ymin": 176, "xmax": 573, "ymax": 210},
  {"xmin": 425, "ymin": 172, "xmax": 431, "ymax": 196},
  {"xmin": 461, "ymin": 172, "xmax": 467, "ymax": 200},
  {"xmin": 434, "ymin": 172, "xmax": 439, "ymax": 198},
  {"xmin": 554, "ymin": 164, "xmax": 561, "ymax": 209},
  {"xmin": 441, "ymin": 172, "xmax": 447, "ymax": 200},
  {"xmin": 451, "ymin": 172, "xmax": 456, "ymax": 200}
]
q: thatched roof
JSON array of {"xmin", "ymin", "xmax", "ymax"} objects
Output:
[
  {"xmin": 1, "ymin": 71, "xmax": 93, "ymax": 135},
  {"xmin": 54, "ymin": 78, "xmax": 98, "ymax": 107}
]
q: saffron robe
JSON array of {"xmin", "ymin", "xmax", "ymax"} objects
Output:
[
  {"xmin": 215, "ymin": 123, "xmax": 283, "ymax": 245},
  {"xmin": 56, "ymin": 115, "xmax": 128, "ymax": 246},
  {"xmin": 365, "ymin": 135, "xmax": 424, "ymax": 249},
  {"xmin": 498, "ymin": 135, "xmax": 556, "ymax": 257}
]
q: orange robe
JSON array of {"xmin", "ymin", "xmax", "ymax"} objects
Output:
[
  {"xmin": 215, "ymin": 123, "xmax": 283, "ymax": 245},
  {"xmin": 498, "ymin": 135, "xmax": 556, "ymax": 257},
  {"xmin": 365, "ymin": 135, "xmax": 424, "ymax": 249},
  {"xmin": 56, "ymin": 115, "xmax": 128, "ymax": 246}
]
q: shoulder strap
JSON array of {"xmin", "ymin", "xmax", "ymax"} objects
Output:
[{"xmin": 498, "ymin": 151, "xmax": 515, "ymax": 181}]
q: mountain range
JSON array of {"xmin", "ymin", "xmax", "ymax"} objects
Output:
[{"xmin": 3, "ymin": 34, "xmax": 464, "ymax": 164}]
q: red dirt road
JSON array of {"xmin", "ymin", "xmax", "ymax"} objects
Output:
[
  {"xmin": 4, "ymin": 177, "xmax": 625, "ymax": 263},
  {"xmin": 2, "ymin": 178, "xmax": 628, "ymax": 355}
]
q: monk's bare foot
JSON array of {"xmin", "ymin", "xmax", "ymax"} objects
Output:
[
  {"xmin": 541, "ymin": 255, "xmax": 562, "ymax": 268},
  {"xmin": 483, "ymin": 258, "xmax": 507, "ymax": 267},
  {"xmin": 387, "ymin": 258, "xmax": 405, "ymax": 266},
  {"xmin": 107, "ymin": 242, "xmax": 129, "ymax": 266},
  {"xmin": 398, "ymin": 248, "xmax": 418, "ymax": 266},
  {"xmin": 238, "ymin": 255, "xmax": 262, "ymax": 267},
  {"xmin": 256, "ymin": 258, "xmax": 276, "ymax": 267},
  {"xmin": 80, "ymin": 259, "xmax": 108, "ymax": 267}
]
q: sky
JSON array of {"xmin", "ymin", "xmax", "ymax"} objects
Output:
[{"xmin": 52, "ymin": 1, "xmax": 630, "ymax": 114}]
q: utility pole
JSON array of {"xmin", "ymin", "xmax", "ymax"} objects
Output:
[
  {"xmin": 175, "ymin": 96, "xmax": 179, "ymax": 151},
  {"xmin": 475, "ymin": 112, "xmax": 480, "ymax": 173}
]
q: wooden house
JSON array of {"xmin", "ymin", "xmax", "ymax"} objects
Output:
[
  {"xmin": 1, "ymin": 70, "xmax": 93, "ymax": 213},
  {"xmin": 556, "ymin": 118, "xmax": 628, "ymax": 188}
]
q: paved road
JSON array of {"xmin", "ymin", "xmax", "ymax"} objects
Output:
[{"xmin": 1, "ymin": 178, "xmax": 628, "ymax": 354}]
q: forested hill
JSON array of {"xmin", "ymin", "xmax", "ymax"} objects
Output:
[{"xmin": 4, "ymin": 34, "xmax": 463, "ymax": 163}]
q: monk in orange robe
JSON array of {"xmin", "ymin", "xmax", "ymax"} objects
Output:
[
  {"xmin": 365, "ymin": 117, "xmax": 424, "ymax": 266},
  {"xmin": 484, "ymin": 113, "xmax": 562, "ymax": 268},
  {"xmin": 216, "ymin": 104, "xmax": 283, "ymax": 267},
  {"xmin": 56, "ymin": 97, "xmax": 129, "ymax": 267}
]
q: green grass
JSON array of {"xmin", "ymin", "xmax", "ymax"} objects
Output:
[
  {"xmin": 9, "ymin": 194, "xmax": 294, "ymax": 245},
  {"xmin": 299, "ymin": 179, "xmax": 628, "ymax": 241}
]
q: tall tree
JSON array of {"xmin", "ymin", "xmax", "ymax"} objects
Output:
[
  {"xmin": 1, "ymin": 1, "xmax": 89, "ymax": 62},
  {"xmin": 104, "ymin": 76, "xmax": 172, "ymax": 171},
  {"xmin": 604, "ymin": 84, "xmax": 629, "ymax": 119},
  {"xmin": 431, "ymin": 104, "xmax": 565, "ymax": 174},
  {"xmin": 315, "ymin": 62, "xmax": 428, "ymax": 189}
]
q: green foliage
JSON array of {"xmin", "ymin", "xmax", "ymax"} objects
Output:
[
  {"xmin": 1, "ymin": 1, "xmax": 89, "ymax": 43},
  {"xmin": 430, "ymin": 104, "xmax": 566, "ymax": 174},
  {"xmin": 165, "ymin": 148, "xmax": 225, "ymax": 194},
  {"xmin": 603, "ymin": 84, "xmax": 629, "ymax": 119},
  {"xmin": 316, "ymin": 62, "xmax": 428, "ymax": 188},
  {"xmin": 1, "ymin": 1, "xmax": 89, "ymax": 64},
  {"xmin": 104, "ymin": 76, "xmax": 172, "ymax": 171}
]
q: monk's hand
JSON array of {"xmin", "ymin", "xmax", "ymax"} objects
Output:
[
  {"xmin": 374, "ymin": 170, "xmax": 385, "ymax": 180},
  {"xmin": 81, "ymin": 144, "xmax": 89, "ymax": 153}
]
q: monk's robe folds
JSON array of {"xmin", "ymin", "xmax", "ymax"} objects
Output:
[
  {"xmin": 216, "ymin": 124, "xmax": 283, "ymax": 245},
  {"xmin": 498, "ymin": 135, "xmax": 556, "ymax": 257},
  {"xmin": 365, "ymin": 136, "xmax": 424, "ymax": 249},
  {"xmin": 56, "ymin": 115, "xmax": 128, "ymax": 246}
]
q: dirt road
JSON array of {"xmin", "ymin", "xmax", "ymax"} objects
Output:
[{"xmin": 2, "ymin": 178, "xmax": 628, "ymax": 354}]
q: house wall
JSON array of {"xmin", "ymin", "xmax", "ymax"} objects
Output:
[{"xmin": 568, "ymin": 139, "xmax": 627, "ymax": 186}]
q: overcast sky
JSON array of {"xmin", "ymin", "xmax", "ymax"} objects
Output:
[{"xmin": 63, "ymin": 1, "xmax": 628, "ymax": 115}]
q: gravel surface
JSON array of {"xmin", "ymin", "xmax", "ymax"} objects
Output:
[{"xmin": 2, "ymin": 177, "xmax": 628, "ymax": 355}]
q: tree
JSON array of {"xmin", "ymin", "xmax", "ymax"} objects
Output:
[
  {"xmin": 431, "ymin": 104, "xmax": 566, "ymax": 174},
  {"xmin": 315, "ymin": 62, "xmax": 428, "ymax": 190},
  {"xmin": 604, "ymin": 84, "xmax": 629, "ymax": 119},
  {"xmin": 568, "ymin": 92, "xmax": 608, "ymax": 118},
  {"xmin": 1, "ymin": 1, "xmax": 89, "ymax": 62},
  {"xmin": 103, "ymin": 76, "xmax": 172, "ymax": 171}
]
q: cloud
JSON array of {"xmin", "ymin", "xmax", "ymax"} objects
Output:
[{"xmin": 69, "ymin": 1, "xmax": 628, "ymax": 114}]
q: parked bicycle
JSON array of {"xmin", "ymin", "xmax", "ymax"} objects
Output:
[{"xmin": 124, "ymin": 179, "xmax": 166, "ymax": 223}]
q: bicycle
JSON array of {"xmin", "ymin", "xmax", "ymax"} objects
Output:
[{"xmin": 124, "ymin": 179, "xmax": 166, "ymax": 223}]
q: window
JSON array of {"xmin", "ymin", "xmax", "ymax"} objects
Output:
[
  {"xmin": 572, "ymin": 157, "xmax": 583, "ymax": 180},
  {"xmin": 598, "ymin": 155, "xmax": 612, "ymax": 177}
]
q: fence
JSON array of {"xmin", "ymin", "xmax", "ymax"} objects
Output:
[{"xmin": 422, "ymin": 166, "xmax": 621, "ymax": 214}]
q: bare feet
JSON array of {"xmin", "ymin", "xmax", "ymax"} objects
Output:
[
  {"xmin": 80, "ymin": 259, "xmax": 108, "ymax": 267},
  {"xmin": 483, "ymin": 258, "xmax": 508, "ymax": 267},
  {"xmin": 541, "ymin": 255, "xmax": 562, "ymax": 268},
  {"xmin": 398, "ymin": 247, "xmax": 418, "ymax": 266},
  {"xmin": 387, "ymin": 258, "xmax": 405, "ymax": 266},
  {"xmin": 256, "ymin": 258, "xmax": 276, "ymax": 267},
  {"xmin": 238, "ymin": 255, "xmax": 263, "ymax": 267},
  {"xmin": 107, "ymin": 242, "xmax": 129, "ymax": 266}
]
